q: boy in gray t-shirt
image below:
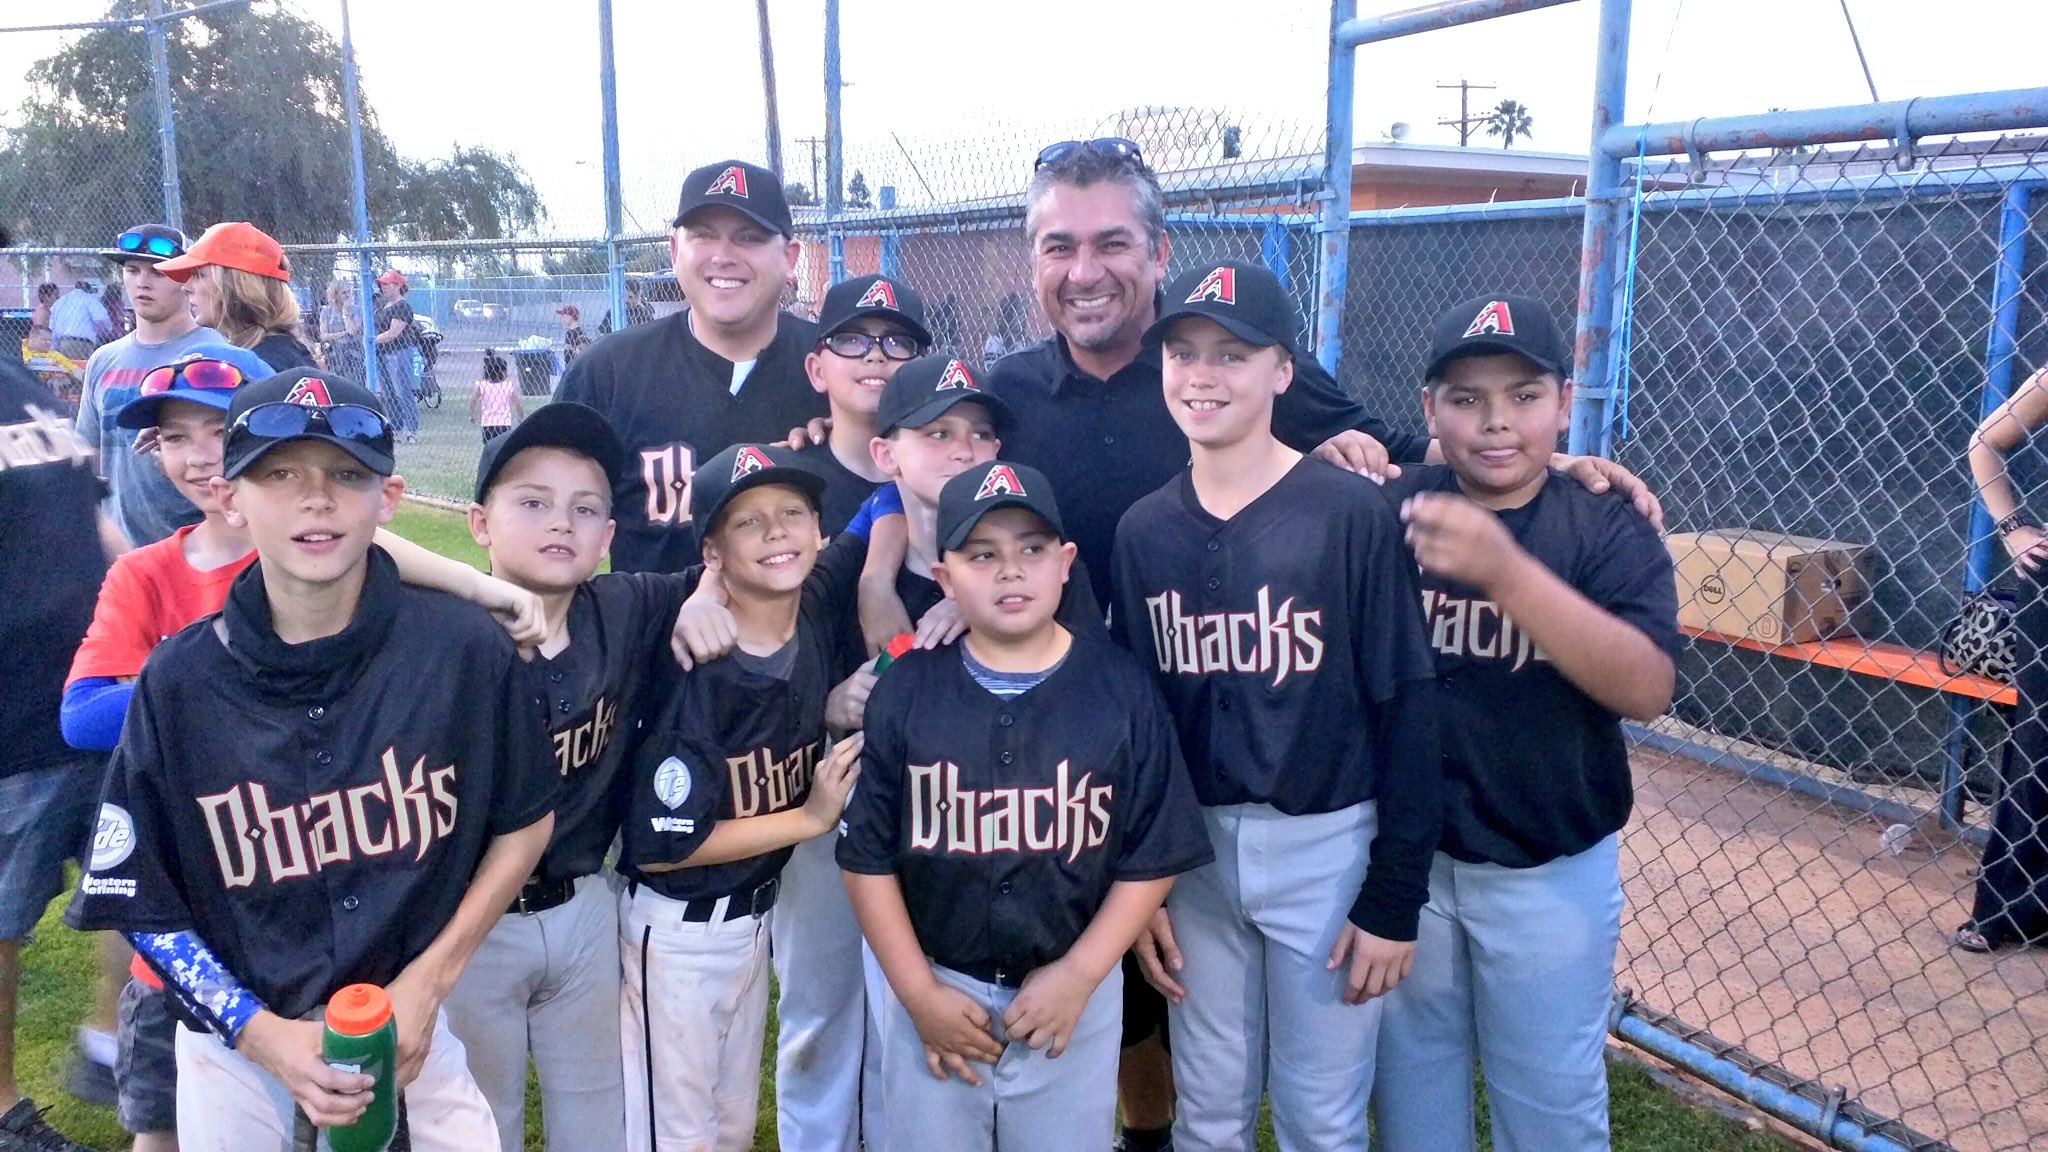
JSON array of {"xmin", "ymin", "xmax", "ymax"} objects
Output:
[{"xmin": 76, "ymin": 324, "xmax": 224, "ymax": 547}]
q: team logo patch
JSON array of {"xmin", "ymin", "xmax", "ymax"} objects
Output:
[
  {"xmin": 283, "ymin": 377, "xmax": 332, "ymax": 407},
  {"xmin": 975, "ymin": 464, "xmax": 1025, "ymax": 501},
  {"xmin": 1185, "ymin": 266, "xmax": 1236, "ymax": 305},
  {"xmin": 705, "ymin": 165, "xmax": 749, "ymax": 199},
  {"xmin": 1462, "ymin": 300, "xmax": 1516, "ymax": 339},
  {"xmin": 653, "ymin": 756, "xmax": 693, "ymax": 811},
  {"xmin": 934, "ymin": 359, "xmax": 977, "ymax": 392},
  {"xmin": 856, "ymin": 280, "xmax": 898, "ymax": 309},
  {"xmin": 89, "ymin": 804, "xmax": 137, "ymax": 872},
  {"xmin": 730, "ymin": 445, "xmax": 775, "ymax": 481}
]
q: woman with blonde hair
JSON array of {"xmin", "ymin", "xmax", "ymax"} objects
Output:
[{"xmin": 154, "ymin": 221, "xmax": 316, "ymax": 373}]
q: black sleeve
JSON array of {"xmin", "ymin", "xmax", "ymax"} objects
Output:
[
  {"xmin": 1112, "ymin": 672, "xmax": 1214, "ymax": 882},
  {"xmin": 1057, "ymin": 554, "xmax": 1109, "ymax": 640},
  {"xmin": 621, "ymin": 716, "xmax": 730, "ymax": 869},
  {"xmin": 64, "ymin": 678, "xmax": 191, "ymax": 935},
  {"xmin": 601, "ymin": 569, "xmax": 703, "ymax": 658},
  {"xmin": 1353, "ymin": 489, "xmax": 1438, "ymax": 701},
  {"xmin": 1272, "ymin": 356, "xmax": 1430, "ymax": 464},
  {"xmin": 836, "ymin": 668, "xmax": 909, "ymax": 875},
  {"xmin": 1109, "ymin": 517, "xmax": 1147, "ymax": 657},
  {"xmin": 1579, "ymin": 499, "xmax": 1683, "ymax": 661},
  {"xmin": 1349, "ymin": 677, "xmax": 1442, "ymax": 941},
  {"xmin": 806, "ymin": 531, "xmax": 871, "ymax": 625},
  {"xmin": 488, "ymin": 644, "xmax": 560, "ymax": 834}
]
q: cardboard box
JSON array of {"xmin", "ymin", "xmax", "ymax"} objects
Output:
[{"xmin": 1666, "ymin": 529, "xmax": 1869, "ymax": 644}]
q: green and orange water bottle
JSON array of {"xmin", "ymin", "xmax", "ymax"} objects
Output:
[
  {"xmin": 873, "ymin": 632, "xmax": 915, "ymax": 673},
  {"xmin": 321, "ymin": 983, "xmax": 397, "ymax": 1152}
]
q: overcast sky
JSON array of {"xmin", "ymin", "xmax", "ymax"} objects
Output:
[{"xmin": 4, "ymin": 0, "xmax": 2042, "ymax": 238}]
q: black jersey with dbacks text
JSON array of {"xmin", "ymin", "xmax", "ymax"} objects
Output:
[
  {"xmin": 1389, "ymin": 466, "xmax": 1681, "ymax": 868},
  {"xmin": 526, "ymin": 570, "xmax": 699, "ymax": 882},
  {"xmin": 838, "ymin": 635, "xmax": 1212, "ymax": 980},
  {"xmin": 792, "ymin": 441, "xmax": 882, "ymax": 538},
  {"xmin": 620, "ymin": 535, "xmax": 867, "ymax": 902},
  {"xmin": 893, "ymin": 554, "xmax": 1107, "ymax": 641},
  {"xmin": 65, "ymin": 586, "xmax": 557, "ymax": 1020},
  {"xmin": 553, "ymin": 311, "xmax": 826, "ymax": 574}
]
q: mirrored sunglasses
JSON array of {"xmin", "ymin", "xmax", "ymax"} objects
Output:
[
  {"xmin": 117, "ymin": 231, "xmax": 185, "ymax": 259},
  {"xmin": 139, "ymin": 358, "xmax": 246, "ymax": 397},
  {"xmin": 1033, "ymin": 137, "xmax": 1144, "ymax": 172}
]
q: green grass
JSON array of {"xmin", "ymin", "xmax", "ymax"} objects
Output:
[{"xmin": 11, "ymin": 504, "xmax": 1802, "ymax": 1152}]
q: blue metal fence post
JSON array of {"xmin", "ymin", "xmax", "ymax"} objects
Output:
[
  {"xmin": 878, "ymin": 186, "xmax": 900, "ymax": 278},
  {"xmin": 598, "ymin": 0, "xmax": 627, "ymax": 330},
  {"xmin": 339, "ymin": 0, "xmax": 379, "ymax": 399},
  {"xmin": 1567, "ymin": 0, "xmax": 1632, "ymax": 457},
  {"xmin": 1315, "ymin": 0, "xmax": 1358, "ymax": 375},
  {"xmin": 1261, "ymin": 219, "xmax": 1292, "ymax": 286},
  {"xmin": 824, "ymin": 0, "xmax": 845, "ymax": 286},
  {"xmin": 146, "ymin": 0, "xmax": 183, "ymax": 232}
]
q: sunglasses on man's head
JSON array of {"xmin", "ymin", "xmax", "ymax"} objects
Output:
[
  {"xmin": 822, "ymin": 330, "xmax": 921, "ymax": 362},
  {"xmin": 116, "ymin": 231, "xmax": 185, "ymax": 259},
  {"xmin": 232, "ymin": 402, "xmax": 393, "ymax": 447},
  {"xmin": 139, "ymin": 358, "xmax": 246, "ymax": 397},
  {"xmin": 1033, "ymin": 137, "xmax": 1145, "ymax": 172}
]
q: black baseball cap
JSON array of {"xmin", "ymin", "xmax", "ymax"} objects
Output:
[
  {"xmin": 937, "ymin": 460, "xmax": 1065, "ymax": 553},
  {"xmin": 814, "ymin": 274, "xmax": 932, "ymax": 348},
  {"xmin": 98, "ymin": 223, "xmax": 190, "ymax": 266},
  {"xmin": 1422, "ymin": 294, "xmax": 1569, "ymax": 381},
  {"xmin": 473, "ymin": 402, "xmax": 625, "ymax": 503},
  {"xmin": 673, "ymin": 160, "xmax": 793, "ymax": 236},
  {"xmin": 222, "ymin": 368, "xmax": 395, "ymax": 480},
  {"xmin": 690, "ymin": 443, "xmax": 827, "ymax": 540},
  {"xmin": 1143, "ymin": 262, "xmax": 1302, "ymax": 351},
  {"xmin": 874, "ymin": 355, "xmax": 1012, "ymax": 438}
]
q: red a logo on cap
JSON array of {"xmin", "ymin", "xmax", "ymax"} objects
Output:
[
  {"xmin": 1462, "ymin": 300, "xmax": 1516, "ymax": 338},
  {"xmin": 730, "ymin": 445, "xmax": 774, "ymax": 481},
  {"xmin": 283, "ymin": 377, "xmax": 333, "ymax": 407},
  {"xmin": 935, "ymin": 360, "xmax": 977, "ymax": 391},
  {"xmin": 706, "ymin": 166, "xmax": 750, "ymax": 199},
  {"xmin": 856, "ymin": 280, "xmax": 898, "ymax": 309},
  {"xmin": 1185, "ymin": 267, "xmax": 1236, "ymax": 305},
  {"xmin": 975, "ymin": 465, "xmax": 1025, "ymax": 501}
]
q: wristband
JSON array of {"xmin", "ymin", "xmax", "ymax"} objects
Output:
[{"xmin": 1996, "ymin": 509, "xmax": 2041, "ymax": 537}]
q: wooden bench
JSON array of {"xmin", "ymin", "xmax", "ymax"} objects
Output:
[{"xmin": 1679, "ymin": 625, "xmax": 2012, "ymax": 833}]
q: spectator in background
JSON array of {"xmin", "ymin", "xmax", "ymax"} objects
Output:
[
  {"xmin": 1958, "ymin": 361, "xmax": 2048, "ymax": 954},
  {"xmin": 372, "ymin": 269, "xmax": 422, "ymax": 443},
  {"xmin": 981, "ymin": 290, "xmax": 1030, "ymax": 371},
  {"xmin": 319, "ymin": 278, "xmax": 365, "ymax": 383},
  {"xmin": 155, "ymin": 221, "xmax": 315, "ymax": 374},
  {"xmin": 597, "ymin": 278, "xmax": 654, "ymax": 335},
  {"xmin": 558, "ymin": 303, "xmax": 591, "ymax": 366},
  {"xmin": 50, "ymin": 279, "xmax": 112, "ymax": 361},
  {"xmin": 469, "ymin": 347, "xmax": 523, "ymax": 443},
  {"xmin": 30, "ymin": 282, "xmax": 58, "ymax": 330},
  {"xmin": 21, "ymin": 323, "xmax": 86, "ymax": 409},
  {"xmin": 97, "ymin": 282, "xmax": 129, "ymax": 342},
  {"xmin": 929, "ymin": 292, "xmax": 962, "ymax": 355}
]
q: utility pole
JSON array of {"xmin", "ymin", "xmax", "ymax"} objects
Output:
[
  {"xmin": 756, "ymin": 0, "xmax": 783, "ymax": 177},
  {"xmin": 1436, "ymin": 78, "xmax": 1495, "ymax": 146},
  {"xmin": 796, "ymin": 136, "xmax": 825, "ymax": 200}
]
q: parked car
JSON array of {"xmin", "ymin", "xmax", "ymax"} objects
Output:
[{"xmin": 452, "ymin": 298, "xmax": 507, "ymax": 322}]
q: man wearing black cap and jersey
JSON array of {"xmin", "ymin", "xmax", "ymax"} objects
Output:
[{"xmin": 555, "ymin": 160, "xmax": 827, "ymax": 575}]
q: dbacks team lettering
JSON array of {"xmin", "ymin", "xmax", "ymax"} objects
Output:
[
  {"xmin": 199, "ymin": 749, "xmax": 458, "ymax": 889},
  {"xmin": 554, "ymin": 696, "xmax": 618, "ymax": 777},
  {"xmin": 1145, "ymin": 586, "xmax": 1325, "ymax": 687},
  {"xmin": 728, "ymin": 741, "xmax": 820, "ymax": 817},
  {"xmin": 907, "ymin": 759, "xmax": 1112, "ymax": 864},
  {"xmin": 1421, "ymin": 589, "xmax": 1550, "ymax": 672},
  {"xmin": 640, "ymin": 445, "xmax": 698, "ymax": 526}
]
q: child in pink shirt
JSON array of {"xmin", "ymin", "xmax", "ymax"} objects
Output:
[{"xmin": 470, "ymin": 347, "xmax": 524, "ymax": 442}]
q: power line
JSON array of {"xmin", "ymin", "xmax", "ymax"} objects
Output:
[
  {"xmin": 1436, "ymin": 79, "xmax": 1494, "ymax": 147},
  {"xmin": 1836, "ymin": 0, "xmax": 1880, "ymax": 102}
]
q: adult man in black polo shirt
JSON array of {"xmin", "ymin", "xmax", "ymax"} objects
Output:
[{"xmin": 556, "ymin": 160, "xmax": 827, "ymax": 573}]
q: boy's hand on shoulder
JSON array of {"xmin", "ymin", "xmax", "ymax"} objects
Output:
[
  {"xmin": 902, "ymin": 981, "xmax": 1004, "ymax": 1083},
  {"xmin": 1003, "ymin": 956, "xmax": 1099, "ymax": 1058},
  {"xmin": 671, "ymin": 574, "xmax": 738, "ymax": 670},
  {"xmin": 1400, "ymin": 492, "xmax": 1525, "ymax": 590},
  {"xmin": 802, "ymin": 733, "xmax": 864, "ymax": 833},
  {"xmin": 474, "ymin": 573, "xmax": 547, "ymax": 648},
  {"xmin": 237, "ymin": 1011, "xmax": 375, "ymax": 1127},
  {"xmin": 825, "ymin": 660, "xmax": 880, "ymax": 731},
  {"xmin": 1327, "ymin": 922, "xmax": 1414, "ymax": 1005},
  {"xmin": 787, "ymin": 416, "xmax": 831, "ymax": 450},
  {"xmin": 1554, "ymin": 452, "xmax": 1664, "ymax": 532},
  {"xmin": 1313, "ymin": 430, "xmax": 1399, "ymax": 484},
  {"xmin": 914, "ymin": 598, "xmax": 968, "ymax": 649}
]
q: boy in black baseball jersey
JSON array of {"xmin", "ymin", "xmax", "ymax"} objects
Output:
[
  {"xmin": 1114, "ymin": 263, "xmax": 1442, "ymax": 1152},
  {"xmin": 66, "ymin": 368, "xmax": 557, "ymax": 1150},
  {"xmin": 618, "ymin": 444, "xmax": 867, "ymax": 1152},
  {"xmin": 1372, "ymin": 296, "xmax": 1677, "ymax": 1152},
  {"xmin": 839, "ymin": 460, "xmax": 1210, "ymax": 1152},
  {"xmin": 794, "ymin": 273, "xmax": 931, "ymax": 535}
]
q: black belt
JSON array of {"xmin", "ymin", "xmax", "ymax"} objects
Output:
[
  {"xmin": 509, "ymin": 875, "xmax": 577, "ymax": 916},
  {"xmin": 680, "ymin": 877, "xmax": 778, "ymax": 923},
  {"xmin": 950, "ymin": 958, "xmax": 1029, "ymax": 990}
]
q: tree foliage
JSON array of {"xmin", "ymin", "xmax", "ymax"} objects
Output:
[
  {"xmin": 0, "ymin": 1, "xmax": 544, "ymax": 249},
  {"xmin": 1483, "ymin": 100, "xmax": 1534, "ymax": 149},
  {"xmin": 846, "ymin": 169, "xmax": 873, "ymax": 210}
]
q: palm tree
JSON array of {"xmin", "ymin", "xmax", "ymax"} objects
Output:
[{"xmin": 1484, "ymin": 99, "xmax": 1534, "ymax": 149}]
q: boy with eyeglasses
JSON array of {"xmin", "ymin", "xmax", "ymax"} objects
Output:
[
  {"xmin": 793, "ymin": 275, "xmax": 932, "ymax": 536},
  {"xmin": 67, "ymin": 368, "xmax": 558, "ymax": 1150}
]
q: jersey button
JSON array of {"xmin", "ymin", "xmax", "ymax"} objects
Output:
[
  {"xmin": 341, "ymin": 896, "xmax": 359, "ymax": 911},
  {"xmin": 1000, "ymin": 751, "xmax": 1014, "ymax": 765},
  {"xmin": 998, "ymin": 881, "xmax": 1013, "ymax": 895},
  {"xmin": 998, "ymin": 714, "xmax": 1014, "ymax": 728},
  {"xmin": 1219, "ymin": 698, "xmax": 1231, "ymax": 712},
  {"xmin": 307, "ymin": 706, "xmax": 325, "ymax": 720},
  {"xmin": 1206, "ymin": 577, "xmax": 1221, "ymax": 591},
  {"xmin": 315, "ymin": 751, "xmax": 332, "ymax": 766},
  {"xmin": 550, "ymin": 671, "xmax": 564, "ymax": 683},
  {"xmin": 558, "ymin": 701, "xmax": 572, "ymax": 714},
  {"xmin": 1206, "ymin": 540, "xmax": 1220, "ymax": 553},
  {"xmin": 1102, "ymin": 434, "xmax": 1115, "ymax": 445}
]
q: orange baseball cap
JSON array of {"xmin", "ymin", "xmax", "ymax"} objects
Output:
[
  {"xmin": 376, "ymin": 269, "xmax": 408, "ymax": 287},
  {"xmin": 154, "ymin": 221, "xmax": 290, "ymax": 283}
]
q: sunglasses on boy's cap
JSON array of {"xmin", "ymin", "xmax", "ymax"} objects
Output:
[
  {"xmin": 98, "ymin": 224, "xmax": 189, "ymax": 265},
  {"xmin": 116, "ymin": 343, "xmax": 276, "ymax": 429},
  {"xmin": 221, "ymin": 368, "xmax": 395, "ymax": 480},
  {"xmin": 1033, "ymin": 137, "xmax": 1144, "ymax": 172}
]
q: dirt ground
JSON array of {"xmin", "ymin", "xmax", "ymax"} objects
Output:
[{"xmin": 1622, "ymin": 746, "xmax": 2048, "ymax": 1152}]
